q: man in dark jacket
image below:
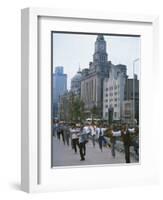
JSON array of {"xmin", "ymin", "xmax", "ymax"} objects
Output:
[{"xmin": 121, "ymin": 124, "xmax": 133, "ymax": 163}]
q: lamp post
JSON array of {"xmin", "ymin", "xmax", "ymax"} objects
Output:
[
  {"xmin": 133, "ymin": 58, "xmax": 139, "ymax": 125},
  {"xmin": 108, "ymin": 107, "xmax": 113, "ymax": 125}
]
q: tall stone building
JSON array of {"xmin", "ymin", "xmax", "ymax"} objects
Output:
[
  {"xmin": 80, "ymin": 35, "xmax": 111, "ymax": 117},
  {"xmin": 53, "ymin": 66, "xmax": 67, "ymax": 119}
]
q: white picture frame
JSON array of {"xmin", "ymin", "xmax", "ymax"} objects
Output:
[{"xmin": 21, "ymin": 7, "xmax": 159, "ymax": 193}]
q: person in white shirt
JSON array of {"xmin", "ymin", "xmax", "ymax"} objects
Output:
[
  {"xmin": 108, "ymin": 126, "xmax": 119, "ymax": 158},
  {"xmin": 89, "ymin": 124, "xmax": 96, "ymax": 147},
  {"xmin": 78, "ymin": 123, "xmax": 90, "ymax": 160},
  {"xmin": 111, "ymin": 124, "xmax": 135, "ymax": 163},
  {"xmin": 96, "ymin": 124, "xmax": 107, "ymax": 152},
  {"xmin": 69, "ymin": 125, "xmax": 80, "ymax": 154},
  {"xmin": 82, "ymin": 124, "xmax": 91, "ymax": 137},
  {"xmin": 78, "ymin": 125, "xmax": 88, "ymax": 161}
]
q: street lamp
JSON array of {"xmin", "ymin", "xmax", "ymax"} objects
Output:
[
  {"xmin": 133, "ymin": 58, "xmax": 139, "ymax": 125},
  {"xmin": 108, "ymin": 107, "xmax": 113, "ymax": 125}
]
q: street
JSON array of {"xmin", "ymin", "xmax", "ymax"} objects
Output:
[{"xmin": 52, "ymin": 136, "xmax": 138, "ymax": 167}]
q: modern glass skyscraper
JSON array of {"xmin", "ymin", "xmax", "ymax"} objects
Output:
[{"xmin": 53, "ymin": 66, "xmax": 67, "ymax": 119}]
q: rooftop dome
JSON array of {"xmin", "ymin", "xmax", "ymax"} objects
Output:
[
  {"xmin": 71, "ymin": 70, "xmax": 82, "ymax": 95},
  {"xmin": 71, "ymin": 71, "xmax": 82, "ymax": 82}
]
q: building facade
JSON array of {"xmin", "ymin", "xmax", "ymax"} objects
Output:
[
  {"xmin": 80, "ymin": 35, "xmax": 111, "ymax": 118},
  {"xmin": 53, "ymin": 66, "xmax": 67, "ymax": 119},
  {"xmin": 103, "ymin": 64, "xmax": 127, "ymax": 121}
]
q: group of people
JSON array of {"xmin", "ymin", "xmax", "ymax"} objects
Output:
[{"xmin": 53, "ymin": 122, "xmax": 139, "ymax": 163}]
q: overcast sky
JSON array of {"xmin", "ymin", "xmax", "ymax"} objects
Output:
[{"xmin": 53, "ymin": 32, "xmax": 140, "ymax": 89}]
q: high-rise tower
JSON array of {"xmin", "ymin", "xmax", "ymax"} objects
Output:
[{"xmin": 53, "ymin": 66, "xmax": 67, "ymax": 119}]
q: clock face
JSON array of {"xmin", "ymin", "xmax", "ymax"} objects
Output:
[{"xmin": 99, "ymin": 43, "xmax": 105, "ymax": 50}]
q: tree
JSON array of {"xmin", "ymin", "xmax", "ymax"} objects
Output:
[
  {"xmin": 68, "ymin": 93, "xmax": 85, "ymax": 123},
  {"xmin": 90, "ymin": 105, "xmax": 99, "ymax": 122}
]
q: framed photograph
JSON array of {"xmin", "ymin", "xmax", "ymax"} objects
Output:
[
  {"xmin": 21, "ymin": 8, "xmax": 159, "ymax": 193},
  {"xmin": 51, "ymin": 32, "xmax": 140, "ymax": 167}
]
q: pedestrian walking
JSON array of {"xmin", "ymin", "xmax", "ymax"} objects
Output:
[
  {"xmin": 78, "ymin": 126, "xmax": 87, "ymax": 161},
  {"xmin": 53, "ymin": 121, "xmax": 57, "ymax": 137},
  {"xmin": 111, "ymin": 126, "xmax": 121, "ymax": 158},
  {"xmin": 83, "ymin": 123, "xmax": 91, "ymax": 141},
  {"xmin": 96, "ymin": 124, "xmax": 107, "ymax": 152},
  {"xmin": 70, "ymin": 125, "xmax": 80, "ymax": 154},
  {"xmin": 110, "ymin": 124, "xmax": 135, "ymax": 163},
  {"xmin": 57, "ymin": 123, "xmax": 61, "ymax": 140},
  {"xmin": 64, "ymin": 123, "xmax": 70, "ymax": 146},
  {"xmin": 60, "ymin": 123, "xmax": 65, "ymax": 145},
  {"xmin": 131, "ymin": 126, "xmax": 139, "ymax": 161},
  {"xmin": 89, "ymin": 123, "xmax": 96, "ymax": 147},
  {"xmin": 121, "ymin": 124, "xmax": 135, "ymax": 163},
  {"xmin": 78, "ymin": 123, "xmax": 90, "ymax": 157}
]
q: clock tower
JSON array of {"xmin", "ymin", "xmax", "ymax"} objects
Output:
[
  {"xmin": 81, "ymin": 34, "xmax": 111, "ymax": 118},
  {"xmin": 93, "ymin": 34, "xmax": 108, "ymax": 65}
]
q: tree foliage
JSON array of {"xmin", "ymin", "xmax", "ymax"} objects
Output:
[{"xmin": 68, "ymin": 94, "xmax": 85, "ymax": 123}]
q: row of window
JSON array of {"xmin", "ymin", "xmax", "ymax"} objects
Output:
[
  {"xmin": 105, "ymin": 104, "xmax": 118, "ymax": 108},
  {"xmin": 105, "ymin": 98, "xmax": 119, "ymax": 103},
  {"xmin": 106, "ymin": 92, "xmax": 118, "ymax": 97},
  {"xmin": 105, "ymin": 85, "xmax": 119, "ymax": 91}
]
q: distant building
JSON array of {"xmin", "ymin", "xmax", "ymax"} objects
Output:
[
  {"xmin": 59, "ymin": 91, "xmax": 71, "ymax": 121},
  {"xmin": 122, "ymin": 75, "xmax": 139, "ymax": 124},
  {"xmin": 70, "ymin": 69, "xmax": 82, "ymax": 96},
  {"xmin": 103, "ymin": 64, "xmax": 127, "ymax": 121},
  {"xmin": 124, "ymin": 75, "xmax": 139, "ymax": 101},
  {"xmin": 122, "ymin": 100, "xmax": 134, "ymax": 124},
  {"xmin": 53, "ymin": 66, "xmax": 67, "ymax": 119}
]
